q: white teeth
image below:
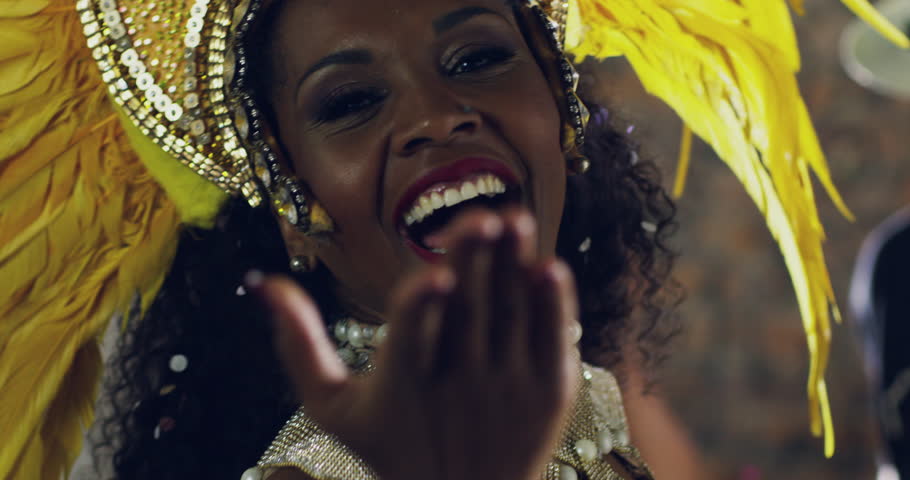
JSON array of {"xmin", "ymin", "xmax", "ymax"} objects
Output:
[
  {"xmin": 460, "ymin": 182, "xmax": 478, "ymax": 200},
  {"xmin": 476, "ymin": 178, "xmax": 490, "ymax": 195},
  {"xmin": 481, "ymin": 176, "xmax": 506, "ymax": 197},
  {"xmin": 403, "ymin": 173, "xmax": 511, "ymax": 227},
  {"xmin": 443, "ymin": 188, "xmax": 461, "ymax": 207},
  {"xmin": 431, "ymin": 192, "xmax": 444, "ymax": 209},
  {"xmin": 484, "ymin": 177, "xmax": 495, "ymax": 195},
  {"xmin": 492, "ymin": 177, "xmax": 506, "ymax": 194}
]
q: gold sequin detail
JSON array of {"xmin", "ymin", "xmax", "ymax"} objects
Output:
[
  {"xmin": 77, "ymin": 0, "xmax": 262, "ymax": 205},
  {"xmin": 257, "ymin": 363, "xmax": 652, "ymax": 480},
  {"xmin": 76, "ymin": 0, "xmax": 581, "ymax": 227}
]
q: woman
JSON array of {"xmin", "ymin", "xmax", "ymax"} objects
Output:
[
  {"xmin": 1, "ymin": 0, "xmax": 906, "ymax": 479},
  {"xmin": 102, "ymin": 2, "xmax": 680, "ymax": 478}
]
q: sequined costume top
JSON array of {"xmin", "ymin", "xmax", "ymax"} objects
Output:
[{"xmin": 255, "ymin": 363, "xmax": 652, "ymax": 480}]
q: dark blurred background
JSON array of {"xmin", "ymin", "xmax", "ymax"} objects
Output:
[{"xmin": 584, "ymin": 1, "xmax": 910, "ymax": 478}]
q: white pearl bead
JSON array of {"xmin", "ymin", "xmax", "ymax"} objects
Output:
[
  {"xmin": 347, "ymin": 323, "xmax": 364, "ymax": 347},
  {"xmin": 333, "ymin": 322, "xmax": 347, "ymax": 342},
  {"xmin": 615, "ymin": 428, "xmax": 630, "ymax": 447},
  {"xmin": 362, "ymin": 325, "xmax": 375, "ymax": 341},
  {"xmin": 568, "ymin": 321, "xmax": 583, "ymax": 344},
  {"xmin": 240, "ymin": 467, "xmax": 263, "ymax": 480},
  {"xmin": 337, "ymin": 348, "xmax": 356, "ymax": 365},
  {"xmin": 558, "ymin": 464, "xmax": 579, "ymax": 480},
  {"xmin": 169, "ymin": 354, "xmax": 188, "ymax": 373},
  {"xmin": 575, "ymin": 438, "xmax": 598, "ymax": 462},
  {"xmin": 597, "ymin": 429, "xmax": 614, "ymax": 455},
  {"xmin": 356, "ymin": 352, "xmax": 370, "ymax": 366},
  {"xmin": 375, "ymin": 324, "xmax": 389, "ymax": 344}
]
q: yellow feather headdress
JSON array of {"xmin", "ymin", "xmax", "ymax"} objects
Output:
[
  {"xmin": 0, "ymin": 0, "xmax": 905, "ymax": 477},
  {"xmin": 559, "ymin": 0, "xmax": 906, "ymax": 458}
]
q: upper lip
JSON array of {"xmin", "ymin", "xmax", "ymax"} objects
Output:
[{"xmin": 393, "ymin": 156, "xmax": 520, "ymax": 230}]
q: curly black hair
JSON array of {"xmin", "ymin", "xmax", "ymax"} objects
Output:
[
  {"xmin": 94, "ymin": 5, "xmax": 681, "ymax": 479},
  {"xmin": 93, "ymin": 100, "xmax": 680, "ymax": 480}
]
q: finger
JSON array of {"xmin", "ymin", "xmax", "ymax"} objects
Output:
[
  {"xmin": 250, "ymin": 273, "xmax": 348, "ymax": 406},
  {"xmin": 383, "ymin": 265, "xmax": 454, "ymax": 377},
  {"xmin": 528, "ymin": 259, "xmax": 578, "ymax": 383},
  {"xmin": 439, "ymin": 209, "xmax": 502, "ymax": 372},
  {"xmin": 427, "ymin": 206, "xmax": 502, "ymax": 251},
  {"xmin": 492, "ymin": 209, "xmax": 537, "ymax": 367}
]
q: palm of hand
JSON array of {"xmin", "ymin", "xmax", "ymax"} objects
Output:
[{"xmin": 258, "ymin": 210, "xmax": 580, "ymax": 480}]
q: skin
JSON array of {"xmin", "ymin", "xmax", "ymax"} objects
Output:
[
  {"xmin": 256, "ymin": 213, "xmax": 581, "ymax": 480},
  {"xmin": 267, "ymin": 0, "xmax": 566, "ymax": 316},
  {"xmin": 252, "ymin": 1, "xmax": 704, "ymax": 479},
  {"xmin": 252, "ymin": 1, "xmax": 582, "ymax": 479}
]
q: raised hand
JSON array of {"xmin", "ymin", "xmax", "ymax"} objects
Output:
[{"xmin": 254, "ymin": 209, "xmax": 580, "ymax": 480}]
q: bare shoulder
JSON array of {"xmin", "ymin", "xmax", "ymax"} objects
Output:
[{"xmin": 264, "ymin": 468, "xmax": 317, "ymax": 480}]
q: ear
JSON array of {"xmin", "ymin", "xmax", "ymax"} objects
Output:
[
  {"xmin": 276, "ymin": 213, "xmax": 324, "ymax": 268},
  {"xmin": 267, "ymin": 174, "xmax": 336, "ymax": 267}
]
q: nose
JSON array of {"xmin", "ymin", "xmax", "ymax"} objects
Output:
[{"xmin": 391, "ymin": 91, "xmax": 482, "ymax": 155}]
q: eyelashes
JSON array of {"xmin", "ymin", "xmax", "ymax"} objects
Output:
[
  {"xmin": 311, "ymin": 45, "xmax": 517, "ymax": 127},
  {"xmin": 445, "ymin": 45, "xmax": 516, "ymax": 76},
  {"xmin": 314, "ymin": 85, "xmax": 388, "ymax": 124}
]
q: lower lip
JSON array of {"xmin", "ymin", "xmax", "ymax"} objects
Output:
[
  {"xmin": 396, "ymin": 159, "xmax": 520, "ymax": 262},
  {"xmin": 401, "ymin": 229, "xmax": 445, "ymax": 262}
]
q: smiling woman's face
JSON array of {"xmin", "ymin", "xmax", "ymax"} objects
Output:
[{"xmin": 265, "ymin": 0, "xmax": 565, "ymax": 316}]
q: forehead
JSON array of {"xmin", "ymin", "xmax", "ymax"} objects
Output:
[{"xmin": 271, "ymin": 0, "xmax": 516, "ymax": 58}]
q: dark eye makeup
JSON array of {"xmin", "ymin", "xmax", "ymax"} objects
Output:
[
  {"xmin": 314, "ymin": 84, "xmax": 388, "ymax": 124},
  {"xmin": 309, "ymin": 43, "xmax": 517, "ymax": 128},
  {"xmin": 445, "ymin": 44, "xmax": 517, "ymax": 76}
]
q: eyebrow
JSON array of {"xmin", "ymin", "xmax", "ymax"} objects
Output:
[
  {"xmin": 300, "ymin": 49, "xmax": 373, "ymax": 84},
  {"xmin": 433, "ymin": 6, "xmax": 500, "ymax": 34},
  {"xmin": 296, "ymin": 6, "xmax": 502, "ymax": 92}
]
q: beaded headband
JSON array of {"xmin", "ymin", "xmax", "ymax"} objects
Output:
[
  {"xmin": 75, "ymin": 0, "xmax": 588, "ymax": 235},
  {"xmin": 4, "ymin": 3, "xmax": 899, "ymax": 477}
]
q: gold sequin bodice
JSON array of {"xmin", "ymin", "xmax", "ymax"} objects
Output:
[{"xmin": 255, "ymin": 363, "xmax": 653, "ymax": 480}]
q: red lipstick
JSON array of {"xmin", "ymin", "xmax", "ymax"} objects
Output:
[
  {"xmin": 394, "ymin": 157, "xmax": 518, "ymax": 228},
  {"xmin": 394, "ymin": 157, "xmax": 520, "ymax": 262}
]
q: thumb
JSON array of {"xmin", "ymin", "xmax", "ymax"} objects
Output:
[{"xmin": 248, "ymin": 272, "xmax": 349, "ymax": 408}]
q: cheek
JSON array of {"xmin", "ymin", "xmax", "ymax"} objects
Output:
[
  {"xmin": 290, "ymin": 138, "xmax": 404, "ymax": 309},
  {"xmin": 292, "ymin": 139, "xmax": 374, "ymax": 226},
  {"xmin": 495, "ymin": 70, "xmax": 566, "ymax": 253}
]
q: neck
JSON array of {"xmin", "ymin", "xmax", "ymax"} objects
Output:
[{"xmin": 332, "ymin": 285, "xmax": 386, "ymax": 326}]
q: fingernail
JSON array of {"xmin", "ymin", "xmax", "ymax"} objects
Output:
[
  {"xmin": 539, "ymin": 260, "xmax": 568, "ymax": 285},
  {"xmin": 511, "ymin": 212, "xmax": 535, "ymax": 238},
  {"xmin": 479, "ymin": 215, "xmax": 504, "ymax": 240},
  {"xmin": 244, "ymin": 269, "xmax": 264, "ymax": 290}
]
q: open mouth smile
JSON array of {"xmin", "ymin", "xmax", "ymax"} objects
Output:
[{"xmin": 394, "ymin": 157, "xmax": 522, "ymax": 261}]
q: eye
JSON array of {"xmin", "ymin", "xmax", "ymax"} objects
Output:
[
  {"xmin": 315, "ymin": 85, "xmax": 387, "ymax": 124},
  {"xmin": 446, "ymin": 46, "xmax": 516, "ymax": 76}
]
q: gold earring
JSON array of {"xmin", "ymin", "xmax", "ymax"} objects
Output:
[
  {"xmin": 568, "ymin": 154, "xmax": 591, "ymax": 174},
  {"xmin": 272, "ymin": 175, "xmax": 335, "ymax": 236},
  {"xmin": 289, "ymin": 255, "xmax": 317, "ymax": 273}
]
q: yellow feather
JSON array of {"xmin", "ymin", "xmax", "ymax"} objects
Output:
[
  {"xmin": 673, "ymin": 125, "xmax": 693, "ymax": 197},
  {"xmin": 839, "ymin": 0, "xmax": 910, "ymax": 48},
  {"xmin": 0, "ymin": 1, "xmax": 206, "ymax": 477},
  {"xmin": 565, "ymin": 0, "xmax": 907, "ymax": 456}
]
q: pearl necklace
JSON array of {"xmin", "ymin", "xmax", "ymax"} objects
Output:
[
  {"xmin": 330, "ymin": 317, "xmax": 388, "ymax": 370},
  {"xmin": 330, "ymin": 316, "xmax": 582, "ymax": 371}
]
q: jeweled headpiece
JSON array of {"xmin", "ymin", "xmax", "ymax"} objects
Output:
[
  {"xmin": 73, "ymin": 0, "xmax": 593, "ymax": 235},
  {"xmin": 1, "ymin": 0, "xmax": 907, "ymax": 477}
]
